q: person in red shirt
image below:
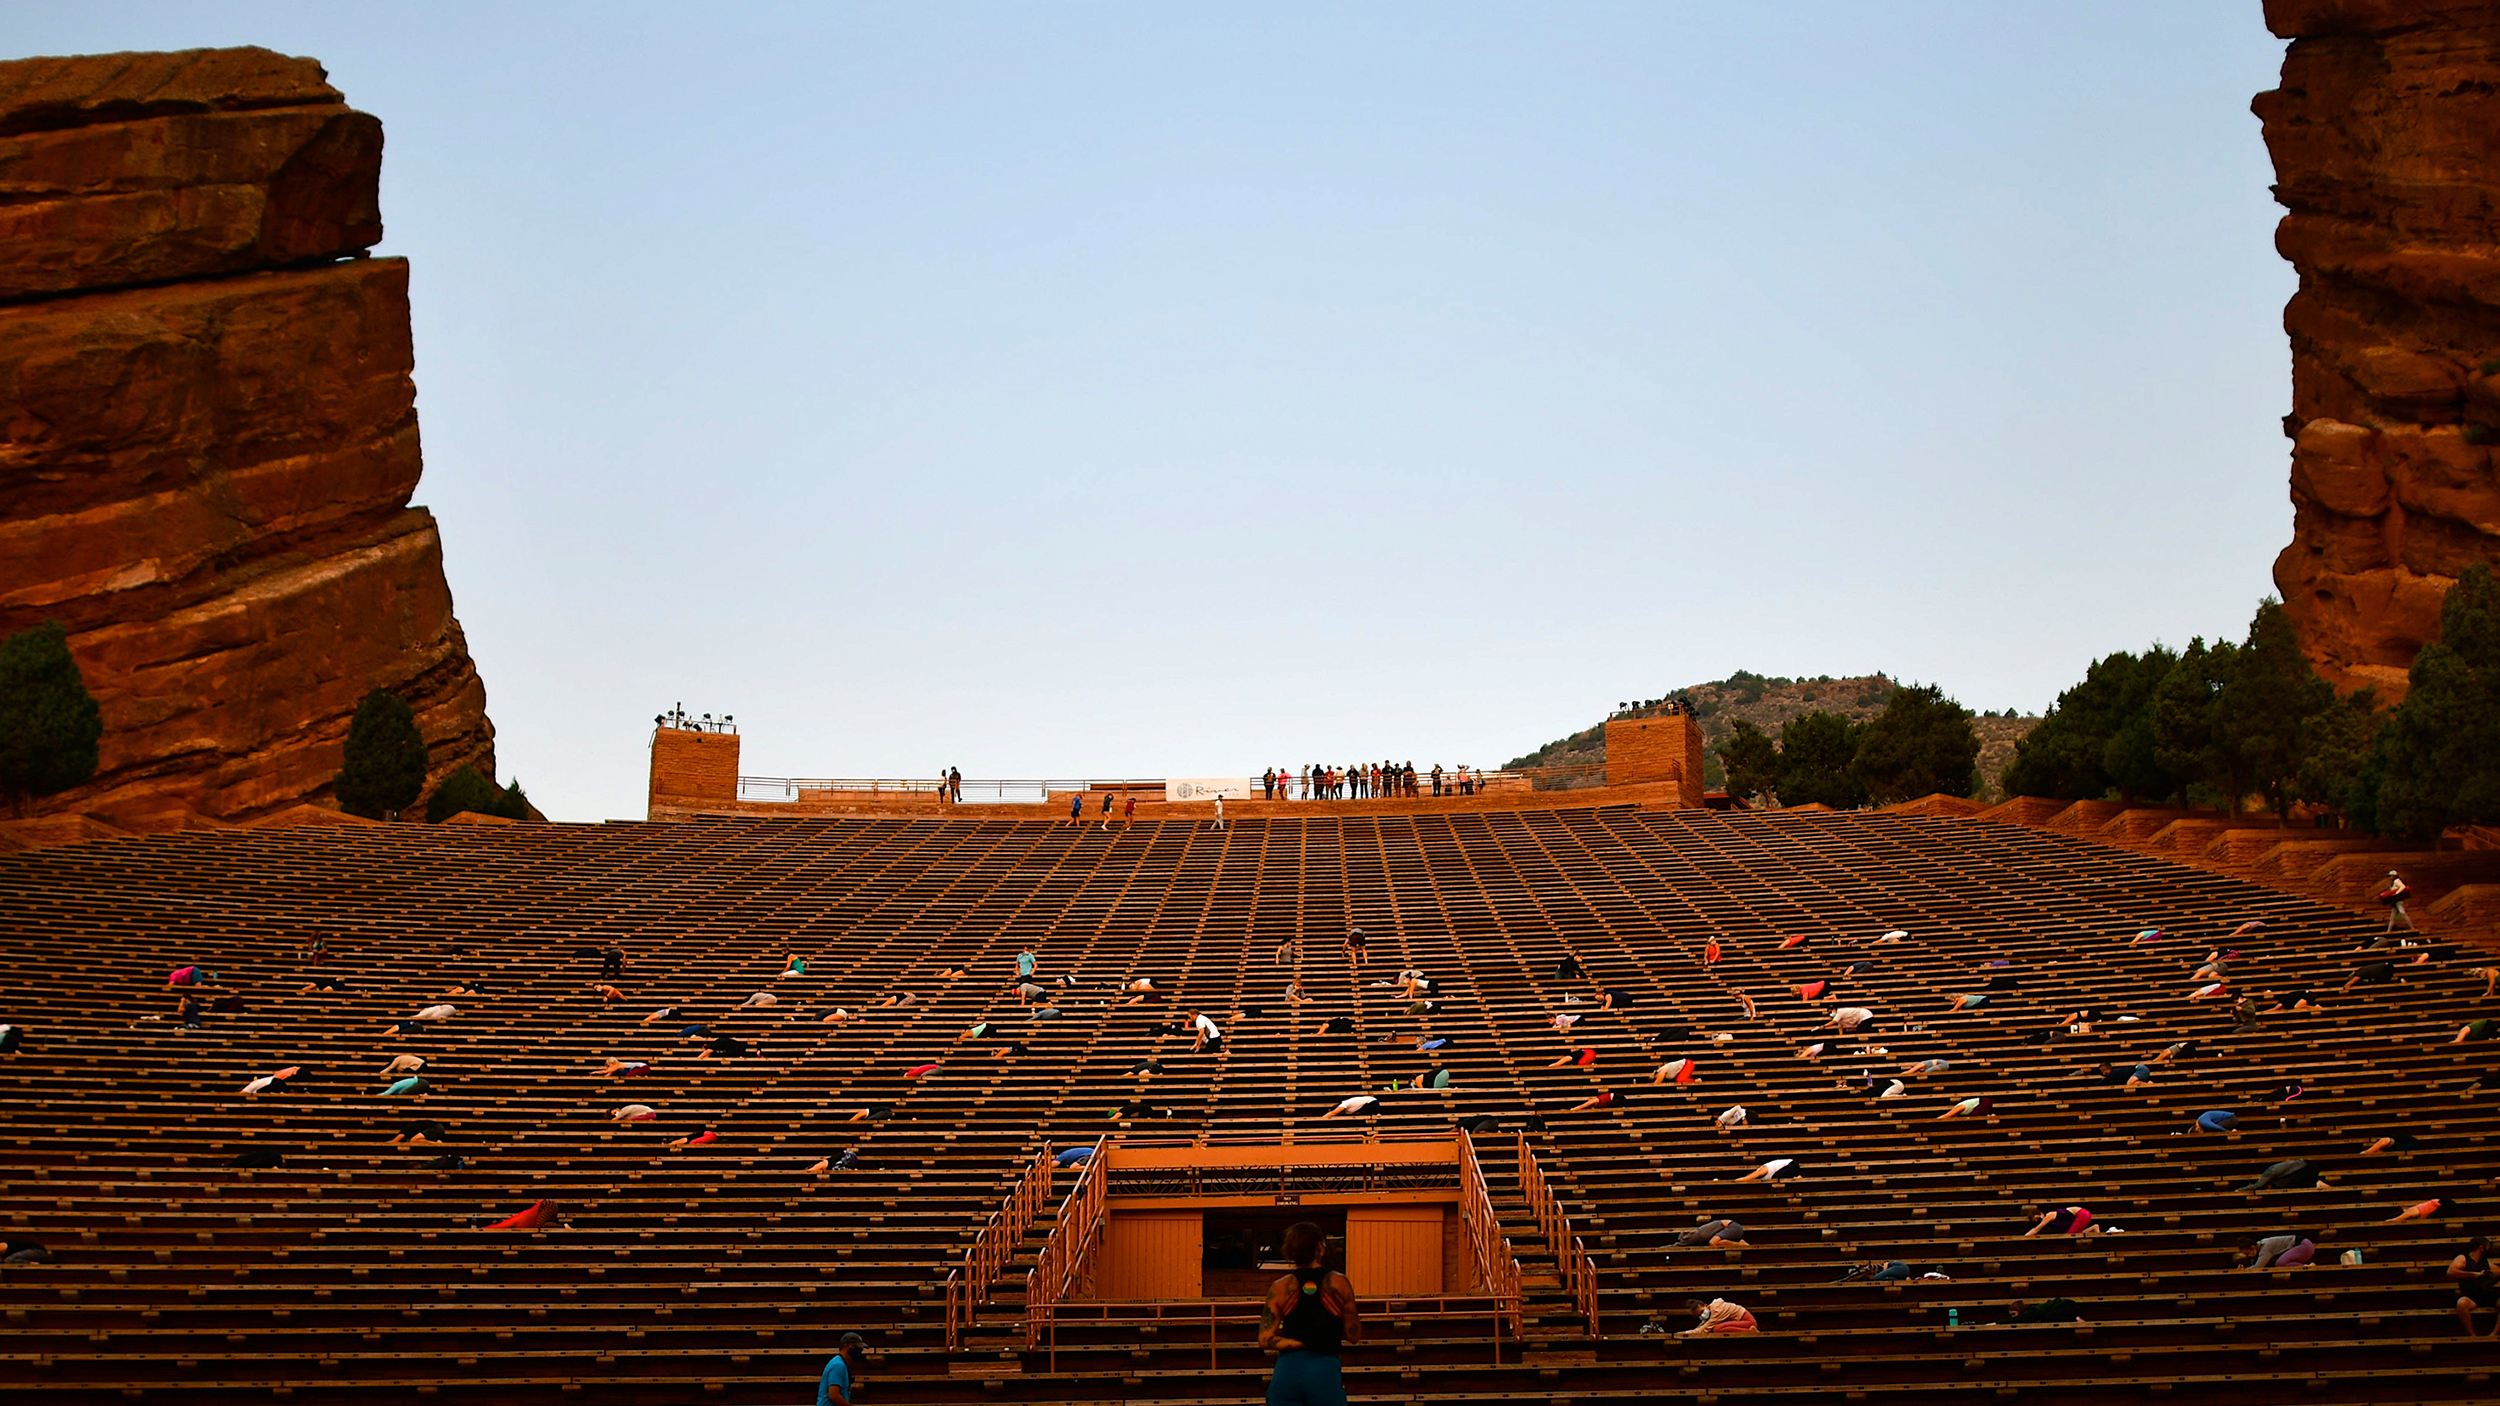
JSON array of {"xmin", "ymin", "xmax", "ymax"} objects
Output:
[{"xmin": 2380, "ymin": 871, "xmax": 2414, "ymax": 932}]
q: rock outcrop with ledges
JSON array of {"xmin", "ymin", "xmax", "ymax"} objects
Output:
[
  {"xmin": 0, "ymin": 47, "xmax": 491, "ymax": 825},
  {"xmin": 2260, "ymin": 0, "xmax": 2500, "ymax": 698}
]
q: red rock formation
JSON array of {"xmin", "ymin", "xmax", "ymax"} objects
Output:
[
  {"xmin": 2259, "ymin": 0, "xmax": 2500, "ymax": 700},
  {"xmin": 0, "ymin": 47, "xmax": 492, "ymax": 825}
]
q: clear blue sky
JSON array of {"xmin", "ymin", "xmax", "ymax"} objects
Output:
[{"xmin": 19, "ymin": 4, "xmax": 2295, "ymax": 820}]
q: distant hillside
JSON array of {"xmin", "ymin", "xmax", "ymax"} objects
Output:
[{"xmin": 1505, "ymin": 671, "xmax": 2039, "ymax": 800}]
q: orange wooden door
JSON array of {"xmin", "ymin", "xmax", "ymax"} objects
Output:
[
  {"xmin": 1343, "ymin": 1205, "xmax": 1443, "ymax": 1297},
  {"xmin": 1094, "ymin": 1211, "xmax": 1203, "ymax": 1299}
]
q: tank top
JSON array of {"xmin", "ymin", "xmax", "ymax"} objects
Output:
[{"xmin": 1280, "ymin": 1274, "xmax": 1343, "ymax": 1354}]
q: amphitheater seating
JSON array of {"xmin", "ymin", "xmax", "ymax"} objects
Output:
[{"xmin": 1, "ymin": 806, "xmax": 2496, "ymax": 1404}]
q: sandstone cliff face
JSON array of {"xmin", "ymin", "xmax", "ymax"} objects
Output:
[
  {"xmin": 2260, "ymin": 0, "xmax": 2500, "ymax": 700},
  {"xmin": 0, "ymin": 47, "xmax": 492, "ymax": 825}
]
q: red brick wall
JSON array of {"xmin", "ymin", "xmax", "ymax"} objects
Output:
[
  {"xmin": 1604, "ymin": 712, "xmax": 1705, "ymax": 807},
  {"xmin": 649, "ymin": 729, "xmax": 739, "ymax": 807}
]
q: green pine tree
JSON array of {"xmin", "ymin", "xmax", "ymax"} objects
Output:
[
  {"xmin": 493, "ymin": 779, "xmax": 530, "ymax": 821},
  {"xmin": 2004, "ymin": 654, "xmax": 2127, "ymax": 801},
  {"xmin": 335, "ymin": 690, "xmax": 429, "ymax": 820},
  {"xmin": 2153, "ymin": 637, "xmax": 2245, "ymax": 815},
  {"xmin": 2296, "ymin": 686, "xmax": 2380, "ymax": 828},
  {"xmin": 1776, "ymin": 711, "xmax": 1868, "ymax": 809},
  {"xmin": 1716, "ymin": 720, "xmax": 1782, "ymax": 804},
  {"xmin": 0, "ymin": 620, "xmax": 103, "ymax": 815},
  {"xmin": 1852, "ymin": 682, "xmax": 1981, "ymax": 804},
  {"xmin": 2004, "ymin": 647, "xmax": 2182, "ymax": 804},
  {"xmin": 2100, "ymin": 646, "xmax": 2185, "ymax": 805},
  {"xmin": 2374, "ymin": 563, "xmax": 2500, "ymax": 840},
  {"xmin": 2214, "ymin": 599, "xmax": 2334, "ymax": 821},
  {"xmin": 424, "ymin": 764, "xmax": 503, "ymax": 823}
]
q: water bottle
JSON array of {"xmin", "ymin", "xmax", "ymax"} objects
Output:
[{"xmin": 1947, "ymin": 1309, "xmax": 1960, "ymax": 1328}]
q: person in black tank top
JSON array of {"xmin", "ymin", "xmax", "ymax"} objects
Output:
[
  {"xmin": 1278, "ymin": 1273, "xmax": 1343, "ymax": 1353},
  {"xmin": 1259, "ymin": 1221, "xmax": 1360, "ymax": 1406}
]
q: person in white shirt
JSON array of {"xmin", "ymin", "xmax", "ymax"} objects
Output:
[{"xmin": 1821, "ymin": 1007, "xmax": 1876, "ymax": 1034}]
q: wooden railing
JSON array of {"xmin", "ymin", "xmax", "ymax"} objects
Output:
[
  {"xmin": 944, "ymin": 1144, "xmax": 1056, "ymax": 1350},
  {"xmin": 729, "ymin": 771, "xmax": 1560, "ymax": 805},
  {"xmin": 1030, "ymin": 1294, "xmax": 1518, "ymax": 1373},
  {"xmin": 1456, "ymin": 1130, "xmax": 1524, "ymax": 1358},
  {"xmin": 1516, "ymin": 1133, "xmax": 1601, "ymax": 1338},
  {"xmin": 736, "ymin": 776, "xmax": 1163, "ymax": 805},
  {"xmin": 1023, "ymin": 1137, "xmax": 1111, "ymax": 1348}
]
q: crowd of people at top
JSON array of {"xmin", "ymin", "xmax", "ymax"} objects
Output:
[{"xmin": 1262, "ymin": 762, "xmax": 1483, "ymax": 802}]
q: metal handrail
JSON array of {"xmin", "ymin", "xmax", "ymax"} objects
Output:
[
  {"xmin": 1023, "ymin": 1137, "xmax": 1111, "ymax": 1348},
  {"xmin": 729, "ymin": 770, "xmax": 1577, "ymax": 805},
  {"xmin": 734, "ymin": 776, "xmax": 1164, "ymax": 805},
  {"xmin": 1031, "ymin": 1293, "xmax": 1518, "ymax": 1373},
  {"xmin": 1456, "ymin": 1131, "xmax": 1524, "ymax": 1354},
  {"xmin": 944, "ymin": 1145, "xmax": 1057, "ymax": 1349},
  {"xmin": 1516, "ymin": 1133, "xmax": 1601, "ymax": 1338},
  {"xmin": 1568, "ymin": 1234, "xmax": 1601, "ymax": 1337}
]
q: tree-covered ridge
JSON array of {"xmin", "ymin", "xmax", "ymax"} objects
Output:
[
  {"xmin": 2001, "ymin": 571, "xmax": 2500, "ymax": 837},
  {"xmin": 1714, "ymin": 682, "xmax": 1987, "ymax": 808},
  {"xmin": 1508, "ymin": 671, "xmax": 2036, "ymax": 796}
]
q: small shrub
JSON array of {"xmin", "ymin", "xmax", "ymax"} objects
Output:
[
  {"xmin": 425, "ymin": 765, "xmax": 499, "ymax": 822},
  {"xmin": 0, "ymin": 620, "xmax": 102, "ymax": 811},
  {"xmin": 336, "ymin": 690, "xmax": 428, "ymax": 819},
  {"xmin": 426, "ymin": 764, "xmax": 531, "ymax": 822}
]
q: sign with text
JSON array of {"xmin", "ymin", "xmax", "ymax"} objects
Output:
[{"xmin": 1164, "ymin": 777, "xmax": 1256, "ymax": 803}]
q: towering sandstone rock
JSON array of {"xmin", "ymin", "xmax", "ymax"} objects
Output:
[
  {"xmin": 0, "ymin": 48, "xmax": 492, "ymax": 825},
  {"xmin": 2260, "ymin": 0, "xmax": 2500, "ymax": 700}
]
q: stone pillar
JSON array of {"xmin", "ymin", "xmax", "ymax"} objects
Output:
[
  {"xmin": 1604, "ymin": 710, "xmax": 1707, "ymax": 807},
  {"xmin": 649, "ymin": 728, "xmax": 739, "ymax": 817}
]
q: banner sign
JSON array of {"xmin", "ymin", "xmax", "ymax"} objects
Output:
[{"xmin": 1164, "ymin": 777, "xmax": 1257, "ymax": 803}]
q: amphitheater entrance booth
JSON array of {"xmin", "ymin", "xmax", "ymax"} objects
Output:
[
  {"xmin": 1094, "ymin": 1143, "xmax": 1463, "ymax": 1300},
  {"xmin": 983, "ymin": 1134, "xmax": 1531, "ymax": 1368}
]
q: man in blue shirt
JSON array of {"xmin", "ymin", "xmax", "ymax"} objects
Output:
[{"xmin": 816, "ymin": 1332, "xmax": 866, "ymax": 1405}]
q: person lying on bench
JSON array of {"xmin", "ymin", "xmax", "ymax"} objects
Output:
[
  {"xmin": 2237, "ymin": 1234, "xmax": 2315, "ymax": 1269},
  {"xmin": 2239, "ymin": 1158, "xmax": 2328, "ymax": 1191},
  {"xmin": 2024, "ymin": 1205, "xmax": 2100, "ymax": 1237},
  {"xmin": 1676, "ymin": 1297, "xmax": 1757, "ymax": 1335},
  {"xmin": 1671, "ymin": 1218, "xmax": 1747, "ymax": 1247}
]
